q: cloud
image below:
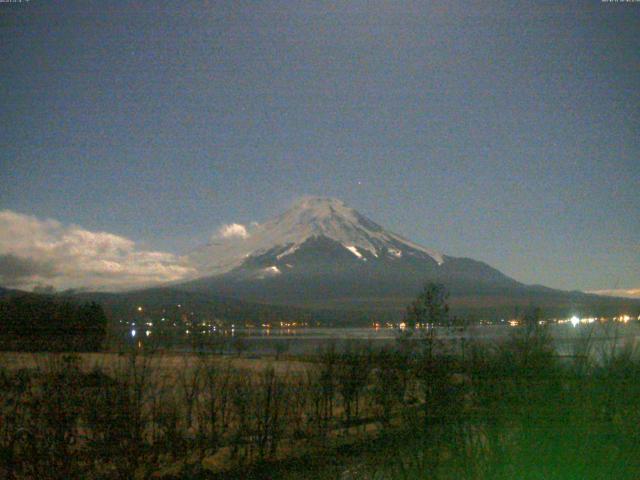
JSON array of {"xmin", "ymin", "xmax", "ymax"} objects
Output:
[
  {"xmin": 587, "ymin": 288, "xmax": 640, "ymax": 299},
  {"xmin": 216, "ymin": 223, "xmax": 249, "ymax": 240},
  {"xmin": 0, "ymin": 210, "xmax": 197, "ymax": 292}
]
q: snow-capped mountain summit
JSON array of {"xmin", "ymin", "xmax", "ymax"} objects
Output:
[
  {"xmin": 181, "ymin": 197, "xmax": 527, "ymax": 311},
  {"xmin": 188, "ymin": 196, "xmax": 444, "ymax": 276}
]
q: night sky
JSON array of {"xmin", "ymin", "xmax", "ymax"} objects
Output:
[{"xmin": 1, "ymin": 1, "xmax": 638, "ymax": 294}]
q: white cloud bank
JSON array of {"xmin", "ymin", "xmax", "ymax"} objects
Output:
[
  {"xmin": 0, "ymin": 210, "xmax": 197, "ymax": 292},
  {"xmin": 587, "ymin": 288, "xmax": 640, "ymax": 299},
  {"xmin": 216, "ymin": 223, "xmax": 250, "ymax": 239}
]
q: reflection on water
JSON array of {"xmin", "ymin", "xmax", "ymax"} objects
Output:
[{"xmin": 231, "ymin": 323, "xmax": 640, "ymax": 359}]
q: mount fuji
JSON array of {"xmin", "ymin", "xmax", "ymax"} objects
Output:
[
  {"xmin": 188, "ymin": 196, "xmax": 445, "ymax": 276},
  {"xmin": 176, "ymin": 197, "xmax": 634, "ymax": 319}
]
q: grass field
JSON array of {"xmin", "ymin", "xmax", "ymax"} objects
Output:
[{"xmin": 2, "ymin": 322, "xmax": 640, "ymax": 479}]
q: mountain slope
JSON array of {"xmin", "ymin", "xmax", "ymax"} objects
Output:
[{"xmin": 178, "ymin": 197, "xmax": 639, "ymax": 319}]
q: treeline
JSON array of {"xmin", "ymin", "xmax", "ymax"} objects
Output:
[
  {"xmin": 81, "ymin": 288, "xmax": 318, "ymax": 327},
  {"xmin": 0, "ymin": 294, "xmax": 107, "ymax": 351}
]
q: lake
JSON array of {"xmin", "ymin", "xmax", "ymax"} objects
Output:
[{"xmin": 232, "ymin": 322, "xmax": 640, "ymax": 360}]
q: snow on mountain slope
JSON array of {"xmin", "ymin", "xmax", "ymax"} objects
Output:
[
  {"xmin": 188, "ymin": 197, "xmax": 444, "ymax": 275},
  {"xmin": 175, "ymin": 198, "xmax": 640, "ymax": 318}
]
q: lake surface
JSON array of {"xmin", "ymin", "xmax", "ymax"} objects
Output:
[{"xmin": 234, "ymin": 322, "xmax": 640, "ymax": 359}]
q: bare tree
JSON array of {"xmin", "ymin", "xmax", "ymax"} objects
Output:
[
  {"xmin": 317, "ymin": 343, "xmax": 338, "ymax": 435},
  {"xmin": 107, "ymin": 346, "xmax": 157, "ymax": 479},
  {"xmin": 287, "ymin": 372, "xmax": 311, "ymax": 440},
  {"xmin": 229, "ymin": 371, "xmax": 253, "ymax": 462},
  {"xmin": 177, "ymin": 354, "xmax": 203, "ymax": 431},
  {"xmin": 253, "ymin": 366, "xmax": 289, "ymax": 459},
  {"xmin": 405, "ymin": 283, "xmax": 450, "ymax": 329},
  {"xmin": 336, "ymin": 343, "xmax": 371, "ymax": 427},
  {"xmin": 197, "ymin": 357, "xmax": 233, "ymax": 454},
  {"xmin": 371, "ymin": 347, "xmax": 406, "ymax": 426}
]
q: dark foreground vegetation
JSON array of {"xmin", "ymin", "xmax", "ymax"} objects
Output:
[
  {"xmin": 0, "ymin": 324, "xmax": 639, "ymax": 478},
  {"xmin": 0, "ymin": 294, "xmax": 107, "ymax": 351},
  {"xmin": 0, "ymin": 285, "xmax": 638, "ymax": 479}
]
